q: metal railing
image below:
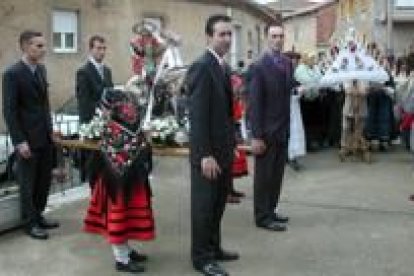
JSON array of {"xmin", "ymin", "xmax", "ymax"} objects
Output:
[{"xmin": 0, "ymin": 112, "xmax": 85, "ymax": 196}]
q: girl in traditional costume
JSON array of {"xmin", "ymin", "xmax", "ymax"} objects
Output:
[{"xmin": 84, "ymin": 89, "xmax": 155, "ymax": 273}]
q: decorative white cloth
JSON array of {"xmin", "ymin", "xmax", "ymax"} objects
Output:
[
  {"xmin": 288, "ymin": 94, "xmax": 306, "ymax": 159},
  {"xmin": 294, "ymin": 64, "xmax": 322, "ymax": 100},
  {"xmin": 320, "ymin": 48, "xmax": 389, "ymax": 86}
]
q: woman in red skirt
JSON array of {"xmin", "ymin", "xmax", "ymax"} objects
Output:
[
  {"xmin": 228, "ymin": 74, "xmax": 248, "ymax": 204},
  {"xmin": 84, "ymin": 90, "xmax": 155, "ymax": 273}
]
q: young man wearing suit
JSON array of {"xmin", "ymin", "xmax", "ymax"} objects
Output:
[
  {"xmin": 187, "ymin": 15, "xmax": 239, "ymax": 276},
  {"xmin": 249, "ymin": 23, "xmax": 303, "ymax": 232},
  {"xmin": 76, "ymin": 35, "xmax": 113, "ymax": 124},
  {"xmin": 3, "ymin": 30, "xmax": 59, "ymax": 240},
  {"xmin": 76, "ymin": 35, "xmax": 113, "ymax": 182}
]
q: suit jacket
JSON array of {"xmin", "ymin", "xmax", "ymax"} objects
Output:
[
  {"xmin": 2, "ymin": 60, "xmax": 53, "ymax": 149},
  {"xmin": 187, "ymin": 51, "xmax": 235, "ymax": 169},
  {"xmin": 76, "ymin": 60, "xmax": 113, "ymax": 123},
  {"xmin": 249, "ymin": 52, "xmax": 295, "ymax": 143}
]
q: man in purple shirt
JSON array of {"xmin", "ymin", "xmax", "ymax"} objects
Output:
[{"xmin": 249, "ymin": 23, "xmax": 302, "ymax": 232}]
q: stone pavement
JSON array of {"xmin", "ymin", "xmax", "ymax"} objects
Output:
[{"xmin": 0, "ymin": 149, "xmax": 413, "ymax": 276}]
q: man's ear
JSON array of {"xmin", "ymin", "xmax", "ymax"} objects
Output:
[{"xmin": 20, "ymin": 42, "xmax": 28, "ymax": 52}]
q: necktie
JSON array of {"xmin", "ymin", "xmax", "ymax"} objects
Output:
[
  {"xmin": 273, "ymin": 53, "xmax": 287, "ymax": 73},
  {"xmin": 34, "ymin": 67, "xmax": 43, "ymax": 86},
  {"xmin": 273, "ymin": 51, "xmax": 282, "ymax": 64},
  {"xmin": 98, "ymin": 65, "xmax": 104, "ymax": 80},
  {"xmin": 34, "ymin": 67, "xmax": 47, "ymax": 99}
]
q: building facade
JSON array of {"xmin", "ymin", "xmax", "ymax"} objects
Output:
[
  {"xmin": 0, "ymin": 0, "xmax": 278, "ymax": 131},
  {"xmin": 283, "ymin": 1, "xmax": 337, "ymax": 55},
  {"xmin": 335, "ymin": 0, "xmax": 414, "ymax": 57}
]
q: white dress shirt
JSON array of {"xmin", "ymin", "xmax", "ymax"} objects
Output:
[
  {"xmin": 208, "ymin": 48, "xmax": 225, "ymax": 67},
  {"xmin": 88, "ymin": 56, "xmax": 104, "ymax": 79}
]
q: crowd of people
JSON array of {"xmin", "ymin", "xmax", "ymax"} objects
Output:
[
  {"xmin": 231, "ymin": 39, "xmax": 414, "ymax": 169},
  {"xmin": 2, "ymin": 12, "xmax": 414, "ymax": 276}
]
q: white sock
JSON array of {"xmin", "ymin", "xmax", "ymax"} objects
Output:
[{"xmin": 112, "ymin": 243, "xmax": 130, "ymax": 264}]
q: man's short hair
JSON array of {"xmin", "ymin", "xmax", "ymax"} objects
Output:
[
  {"xmin": 89, "ymin": 35, "xmax": 106, "ymax": 49},
  {"xmin": 19, "ymin": 30, "xmax": 43, "ymax": 49},
  {"xmin": 205, "ymin": 14, "xmax": 231, "ymax": 37},
  {"xmin": 264, "ymin": 22, "xmax": 284, "ymax": 35}
]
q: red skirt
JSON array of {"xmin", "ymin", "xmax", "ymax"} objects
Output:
[
  {"xmin": 232, "ymin": 149, "xmax": 248, "ymax": 178},
  {"xmin": 400, "ymin": 113, "xmax": 414, "ymax": 131},
  {"xmin": 84, "ymin": 176, "xmax": 155, "ymax": 244}
]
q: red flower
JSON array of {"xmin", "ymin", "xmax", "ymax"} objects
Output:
[{"xmin": 109, "ymin": 122, "xmax": 122, "ymax": 136}]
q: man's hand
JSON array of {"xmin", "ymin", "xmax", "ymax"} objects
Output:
[
  {"xmin": 251, "ymin": 138, "xmax": 266, "ymax": 156},
  {"xmin": 17, "ymin": 142, "xmax": 32, "ymax": 159},
  {"xmin": 296, "ymin": 86, "xmax": 305, "ymax": 96},
  {"xmin": 201, "ymin": 156, "xmax": 222, "ymax": 180}
]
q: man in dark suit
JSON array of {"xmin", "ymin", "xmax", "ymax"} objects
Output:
[
  {"xmin": 76, "ymin": 35, "xmax": 113, "ymax": 123},
  {"xmin": 187, "ymin": 15, "xmax": 238, "ymax": 276},
  {"xmin": 76, "ymin": 35, "xmax": 113, "ymax": 181},
  {"xmin": 249, "ymin": 23, "xmax": 302, "ymax": 232},
  {"xmin": 3, "ymin": 30, "xmax": 59, "ymax": 240}
]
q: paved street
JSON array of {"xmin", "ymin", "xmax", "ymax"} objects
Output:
[{"xmin": 0, "ymin": 149, "xmax": 413, "ymax": 276}]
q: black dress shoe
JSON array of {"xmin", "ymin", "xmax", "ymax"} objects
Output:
[
  {"xmin": 115, "ymin": 260, "xmax": 145, "ymax": 273},
  {"xmin": 196, "ymin": 262, "xmax": 229, "ymax": 276},
  {"xmin": 257, "ymin": 220, "xmax": 287, "ymax": 232},
  {"xmin": 231, "ymin": 190, "xmax": 245, "ymax": 198},
  {"xmin": 39, "ymin": 217, "xmax": 60, "ymax": 229},
  {"xmin": 129, "ymin": 249, "xmax": 148, "ymax": 262},
  {"xmin": 26, "ymin": 225, "xmax": 49, "ymax": 240},
  {"xmin": 215, "ymin": 249, "xmax": 239, "ymax": 262},
  {"xmin": 272, "ymin": 213, "xmax": 289, "ymax": 223}
]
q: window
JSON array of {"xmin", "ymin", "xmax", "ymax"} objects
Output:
[
  {"xmin": 52, "ymin": 10, "xmax": 78, "ymax": 53},
  {"xmin": 349, "ymin": 0, "xmax": 355, "ymax": 16},
  {"xmin": 340, "ymin": 2, "xmax": 346, "ymax": 18},
  {"xmin": 359, "ymin": 0, "xmax": 368, "ymax": 11},
  {"xmin": 247, "ymin": 30, "xmax": 253, "ymax": 47},
  {"xmin": 395, "ymin": 0, "xmax": 414, "ymax": 8},
  {"xmin": 143, "ymin": 17, "xmax": 163, "ymax": 31},
  {"xmin": 294, "ymin": 24, "xmax": 300, "ymax": 42},
  {"xmin": 256, "ymin": 25, "xmax": 261, "ymax": 54}
]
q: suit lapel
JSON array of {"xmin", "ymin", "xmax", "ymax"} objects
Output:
[
  {"xmin": 103, "ymin": 66, "xmax": 111, "ymax": 86},
  {"xmin": 205, "ymin": 52, "xmax": 233, "ymax": 116},
  {"xmin": 87, "ymin": 61, "xmax": 103, "ymax": 84},
  {"xmin": 35, "ymin": 66, "xmax": 48, "ymax": 97},
  {"xmin": 18, "ymin": 61, "xmax": 45, "ymax": 100},
  {"xmin": 205, "ymin": 52, "xmax": 227, "ymax": 92},
  {"xmin": 264, "ymin": 54, "xmax": 292, "ymax": 91}
]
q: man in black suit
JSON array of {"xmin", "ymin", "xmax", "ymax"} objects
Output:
[
  {"xmin": 249, "ymin": 23, "xmax": 302, "ymax": 232},
  {"xmin": 76, "ymin": 35, "xmax": 113, "ymax": 123},
  {"xmin": 3, "ymin": 30, "xmax": 59, "ymax": 240},
  {"xmin": 76, "ymin": 35, "xmax": 113, "ymax": 181},
  {"xmin": 187, "ymin": 15, "xmax": 238, "ymax": 276}
]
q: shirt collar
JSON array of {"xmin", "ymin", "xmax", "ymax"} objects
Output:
[
  {"xmin": 89, "ymin": 56, "xmax": 104, "ymax": 71},
  {"xmin": 208, "ymin": 48, "xmax": 224, "ymax": 66},
  {"xmin": 21, "ymin": 56, "xmax": 37, "ymax": 74}
]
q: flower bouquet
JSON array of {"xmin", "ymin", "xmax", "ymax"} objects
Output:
[
  {"xmin": 149, "ymin": 115, "xmax": 187, "ymax": 147},
  {"xmin": 79, "ymin": 108, "xmax": 107, "ymax": 140}
]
